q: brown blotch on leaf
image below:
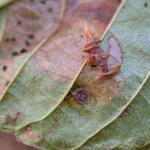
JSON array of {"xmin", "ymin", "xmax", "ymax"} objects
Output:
[
  {"xmin": 76, "ymin": 65, "xmax": 124, "ymax": 103},
  {"xmin": 72, "ymin": 87, "xmax": 91, "ymax": 105},
  {"xmin": 82, "ymin": 25, "xmax": 123, "ymax": 80},
  {"xmin": 5, "ymin": 38, "xmax": 10, "ymax": 42},
  {"xmin": 121, "ymin": 108, "xmax": 128, "ymax": 117},
  {"xmin": 5, "ymin": 112, "xmax": 21, "ymax": 125},
  {"xmin": 23, "ymin": 125, "xmax": 41, "ymax": 142},
  {"xmin": 12, "ymin": 51, "xmax": 19, "ymax": 56}
]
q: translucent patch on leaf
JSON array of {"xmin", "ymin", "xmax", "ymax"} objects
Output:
[{"xmin": 108, "ymin": 36, "xmax": 123, "ymax": 64}]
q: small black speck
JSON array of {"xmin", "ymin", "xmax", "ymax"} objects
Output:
[
  {"xmin": 91, "ymin": 64, "xmax": 97, "ymax": 68},
  {"xmin": 12, "ymin": 51, "xmax": 18, "ymax": 56},
  {"xmin": 80, "ymin": 35, "xmax": 84, "ymax": 38},
  {"xmin": 11, "ymin": 37, "xmax": 16, "ymax": 42},
  {"xmin": 17, "ymin": 20, "xmax": 22, "ymax": 25},
  {"xmin": 20, "ymin": 48, "xmax": 27, "ymax": 54},
  {"xmin": 144, "ymin": 2, "xmax": 148, "ymax": 7},
  {"xmin": 28, "ymin": 34, "xmax": 34, "ymax": 39},
  {"xmin": 40, "ymin": 0, "xmax": 46, "ymax": 4},
  {"xmin": 5, "ymin": 38, "xmax": 10, "ymax": 42},
  {"xmin": 2, "ymin": 65, "xmax": 7, "ymax": 71},
  {"xmin": 48, "ymin": 7, "xmax": 53, "ymax": 12}
]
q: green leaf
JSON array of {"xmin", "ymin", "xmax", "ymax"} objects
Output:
[
  {"xmin": 0, "ymin": 0, "xmax": 14, "ymax": 8},
  {"xmin": 80, "ymin": 72, "xmax": 150, "ymax": 150},
  {"xmin": 15, "ymin": 0, "xmax": 150, "ymax": 149},
  {"xmin": 0, "ymin": 8, "xmax": 6, "ymax": 42}
]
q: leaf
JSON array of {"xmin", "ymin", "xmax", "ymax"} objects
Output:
[
  {"xmin": 0, "ymin": 0, "xmax": 14, "ymax": 8},
  {"xmin": 0, "ymin": 0, "xmax": 114, "ymax": 131},
  {"xmin": 0, "ymin": 8, "xmax": 9, "ymax": 99},
  {"xmin": 16, "ymin": 0, "xmax": 150, "ymax": 149},
  {"xmin": 0, "ymin": 0, "xmax": 65, "ymax": 97},
  {"xmin": 1, "ymin": 0, "xmax": 63, "ymax": 55},
  {"xmin": 80, "ymin": 72, "xmax": 150, "ymax": 150},
  {"xmin": 0, "ymin": 8, "xmax": 6, "ymax": 42}
]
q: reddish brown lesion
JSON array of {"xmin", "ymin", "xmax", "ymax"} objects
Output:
[
  {"xmin": 71, "ymin": 87, "xmax": 91, "ymax": 105},
  {"xmin": 121, "ymin": 108, "xmax": 129, "ymax": 117},
  {"xmin": 5, "ymin": 112, "xmax": 21, "ymax": 125},
  {"xmin": 23, "ymin": 125, "xmax": 41, "ymax": 142},
  {"xmin": 82, "ymin": 24, "xmax": 121, "ymax": 80}
]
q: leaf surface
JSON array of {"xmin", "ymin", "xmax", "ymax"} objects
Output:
[
  {"xmin": 80, "ymin": 72, "xmax": 150, "ymax": 150},
  {"xmin": 16, "ymin": 0, "xmax": 150, "ymax": 149},
  {"xmin": 0, "ymin": 0, "xmax": 14, "ymax": 8},
  {"xmin": 0, "ymin": 8, "xmax": 9, "ymax": 99},
  {"xmin": 0, "ymin": 0, "xmax": 116, "ymax": 131},
  {"xmin": 0, "ymin": 0, "xmax": 64, "ymax": 97}
]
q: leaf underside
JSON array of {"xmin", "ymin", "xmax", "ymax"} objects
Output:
[
  {"xmin": 15, "ymin": 0, "xmax": 150, "ymax": 149},
  {"xmin": 0, "ymin": 0, "xmax": 117, "ymax": 131},
  {"xmin": 0, "ymin": 0, "xmax": 64, "ymax": 97},
  {"xmin": 80, "ymin": 72, "xmax": 150, "ymax": 150},
  {"xmin": 0, "ymin": 0, "xmax": 150, "ymax": 150}
]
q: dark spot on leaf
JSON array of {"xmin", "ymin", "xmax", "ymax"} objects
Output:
[
  {"xmin": 144, "ymin": 2, "xmax": 148, "ymax": 7},
  {"xmin": 40, "ymin": 0, "xmax": 46, "ymax": 4},
  {"xmin": 11, "ymin": 37, "xmax": 16, "ymax": 42},
  {"xmin": 72, "ymin": 87, "xmax": 91, "ymax": 105},
  {"xmin": 12, "ymin": 51, "xmax": 18, "ymax": 56},
  {"xmin": 121, "ymin": 108, "xmax": 128, "ymax": 117},
  {"xmin": 48, "ymin": 7, "xmax": 53, "ymax": 12},
  {"xmin": 17, "ymin": 20, "xmax": 22, "ymax": 26},
  {"xmin": 28, "ymin": 34, "xmax": 34, "ymax": 39},
  {"xmin": 2, "ymin": 65, "xmax": 7, "ymax": 71},
  {"xmin": 91, "ymin": 64, "xmax": 97, "ymax": 68},
  {"xmin": 5, "ymin": 38, "xmax": 10, "ymax": 42},
  {"xmin": 20, "ymin": 48, "xmax": 27, "ymax": 54}
]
